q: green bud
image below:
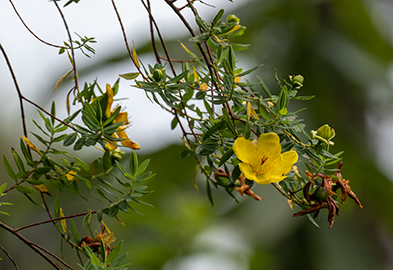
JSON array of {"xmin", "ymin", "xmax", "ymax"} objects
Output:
[
  {"xmin": 290, "ymin": 75, "xmax": 304, "ymax": 88},
  {"xmin": 227, "ymin": 14, "xmax": 240, "ymax": 24},
  {"xmin": 152, "ymin": 68, "xmax": 166, "ymax": 82},
  {"xmin": 111, "ymin": 149, "xmax": 124, "ymax": 161},
  {"xmin": 311, "ymin": 124, "xmax": 335, "ymax": 145}
]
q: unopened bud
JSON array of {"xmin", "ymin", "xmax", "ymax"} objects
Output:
[
  {"xmin": 111, "ymin": 149, "xmax": 124, "ymax": 161},
  {"xmin": 152, "ymin": 68, "xmax": 166, "ymax": 82},
  {"xmin": 227, "ymin": 14, "xmax": 240, "ymax": 24},
  {"xmin": 290, "ymin": 75, "xmax": 304, "ymax": 88},
  {"xmin": 311, "ymin": 124, "xmax": 335, "ymax": 145}
]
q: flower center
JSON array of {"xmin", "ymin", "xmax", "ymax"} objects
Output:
[
  {"xmin": 253, "ymin": 155, "xmax": 270, "ymax": 175},
  {"xmin": 261, "ymin": 156, "xmax": 268, "ymax": 165}
]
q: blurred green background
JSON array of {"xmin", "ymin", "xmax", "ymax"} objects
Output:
[{"xmin": 1, "ymin": 0, "xmax": 393, "ymax": 269}]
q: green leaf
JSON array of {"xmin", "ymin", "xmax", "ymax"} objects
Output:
[
  {"xmin": 195, "ymin": 13, "xmax": 209, "ymax": 31},
  {"xmin": 119, "ymin": 72, "xmax": 139, "ymax": 80},
  {"xmin": 83, "ymin": 212, "xmax": 92, "ymax": 231},
  {"xmin": 12, "ymin": 149, "xmax": 26, "ymax": 174},
  {"xmin": 63, "ymin": 133, "xmax": 78, "ymax": 146},
  {"xmin": 74, "ymin": 137, "xmax": 86, "ymax": 151},
  {"xmin": 53, "ymin": 134, "xmax": 68, "ymax": 143},
  {"xmin": 257, "ymin": 75, "xmax": 272, "ymax": 98},
  {"xmin": 227, "ymin": 46, "xmax": 236, "ymax": 74},
  {"xmin": 0, "ymin": 183, "xmax": 7, "ymax": 193},
  {"xmin": 189, "ymin": 32, "xmax": 210, "ymax": 43},
  {"xmin": 171, "ymin": 116, "xmax": 178, "ymax": 130},
  {"xmin": 86, "ymin": 245, "xmax": 103, "ymax": 267},
  {"xmin": 102, "ymin": 205, "xmax": 119, "ymax": 218},
  {"xmin": 95, "ymin": 187, "xmax": 112, "ymax": 203},
  {"xmin": 212, "ymin": 9, "xmax": 224, "ymax": 25},
  {"xmin": 115, "ymin": 161, "xmax": 133, "ymax": 180},
  {"xmin": 31, "ymin": 132, "xmax": 48, "ymax": 146},
  {"xmin": 129, "ymin": 151, "xmax": 138, "ymax": 175},
  {"xmin": 277, "ymin": 85, "xmax": 288, "ymax": 114},
  {"xmin": 103, "ymin": 150, "xmax": 112, "ymax": 172},
  {"xmin": 237, "ymin": 64, "xmax": 262, "ymax": 77},
  {"xmin": 135, "ymin": 159, "xmax": 150, "ymax": 177},
  {"xmin": 103, "ymin": 106, "xmax": 121, "ymax": 126},
  {"xmin": 50, "ymin": 101, "xmax": 56, "ymax": 126},
  {"xmin": 109, "ymin": 252, "xmax": 129, "ymax": 268},
  {"xmin": 107, "ymin": 240, "xmax": 123, "ymax": 264},
  {"xmin": 293, "ymin": 95, "xmax": 315, "ymax": 100},
  {"xmin": 203, "ymin": 120, "xmax": 226, "ymax": 140},
  {"xmin": 70, "ymin": 219, "xmax": 80, "ymax": 244},
  {"xmin": 54, "ymin": 196, "xmax": 61, "ymax": 218},
  {"xmin": 15, "ymin": 185, "xmax": 34, "ymax": 194},
  {"xmin": 196, "ymin": 90, "xmax": 207, "ymax": 100},
  {"xmin": 19, "ymin": 138, "xmax": 33, "ymax": 166},
  {"xmin": 167, "ymin": 70, "xmax": 189, "ymax": 84},
  {"xmin": 103, "ymin": 121, "xmax": 124, "ymax": 134},
  {"xmin": 219, "ymin": 148, "xmax": 234, "ymax": 167},
  {"xmin": 206, "ymin": 180, "xmax": 214, "ymax": 206},
  {"xmin": 3, "ymin": 155, "xmax": 17, "ymax": 181},
  {"xmin": 100, "ymin": 238, "xmax": 106, "ymax": 263}
]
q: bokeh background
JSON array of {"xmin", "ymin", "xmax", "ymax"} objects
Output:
[{"xmin": 1, "ymin": 0, "xmax": 393, "ymax": 269}]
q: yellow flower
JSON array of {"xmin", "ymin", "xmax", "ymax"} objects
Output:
[
  {"xmin": 105, "ymin": 84, "xmax": 140, "ymax": 150},
  {"xmin": 233, "ymin": 133, "xmax": 298, "ymax": 185},
  {"xmin": 65, "ymin": 170, "xmax": 77, "ymax": 181}
]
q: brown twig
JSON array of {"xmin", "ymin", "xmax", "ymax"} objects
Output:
[
  {"xmin": 53, "ymin": 1, "xmax": 79, "ymax": 93},
  {"xmin": 0, "ymin": 244, "xmax": 19, "ymax": 270},
  {"xmin": 8, "ymin": 0, "xmax": 64, "ymax": 49},
  {"xmin": 111, "ymin": 0, "xmax": 148, "ymax": 81},
  {"xmin": 0, "ymin": 221, "xmax": 68, "ymax": 270},
  {"xmin": 15, "ymin": 210, "xmax": 98, "ymax": 232},
  {"xmin": 0, "ymin": 43, "xmax": 28, "ymax": 138}
]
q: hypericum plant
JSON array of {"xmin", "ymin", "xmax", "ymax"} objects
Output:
[{"xmin": 0, "ymin": 0, "xmax": 362, "ymax": 269}]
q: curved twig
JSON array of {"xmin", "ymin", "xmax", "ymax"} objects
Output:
[
  {"xmin": 8, "ymin": 0, "xmax": 64, "ymax": 49},
  {"xmin": 0, "ymin": 221, "xmax": 66, "ymax": 270},
  {"xmin": 0, "ymin": 244, "xmax": 19, "ymax": 270}
]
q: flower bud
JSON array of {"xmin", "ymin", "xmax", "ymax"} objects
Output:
[
  {"xmin": 152, "ymin": 68, "xmax": 166, "ymax": 82},
  {"xmin": 227, "ymin": 14, "xmax": 240, "ymax": 24},
  {"xmin": 290, "ymin": 75, "xmax": 304, "ymax": 88},
  {"xmin": 111, "ymin": 149, "xmax": 124, "ymax": 161},
  {"xmin": 311, "ymin": 124, "xmax": 335, "ymax": 145}
]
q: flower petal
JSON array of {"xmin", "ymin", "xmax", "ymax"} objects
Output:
[
  {"xmin": 116, "ymin": 130, "xmax": 140, "ymax": 150},
  {"xmin": 233, "ymin": 137, "xmax": 257, "ymax": 164},
  {"xmin": 257, "ymin": 133, "xmax": 281, "ymax": 159},
  {"xmin": 278, "ymin": 150, "xmax": 298, "ymax": 175},
  {"xmin": 238, "ymin": 163, "xmax": 258, "ymax": 182},
  {"xmin": 105, "ymin": 84, "xmax": 114, "ymax": 117},
  {"xmin": 114, "ymin": 111, "xmax": 129, "ymax": 126},
  {"xmin": 264, "ymin": 175, "xmax": 287, "ymax": 184}
]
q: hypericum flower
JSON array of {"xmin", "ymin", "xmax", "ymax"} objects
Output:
[
  {"xmin": 233, "ymin": 133, "xmax": 298, "ymax": 185},
  {"xmin": 105, "ymin": 84, "xmax": 140, "ymax": 150}
]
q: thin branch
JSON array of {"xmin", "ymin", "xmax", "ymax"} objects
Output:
[
  {"xmin": 0, "ymin": 244, "xmax": 19, "ymax": 270},
  {"xmin": 111, "ymin": 0, "xmax": 148, "ymax": 81},
  {"xmin": 146, "ymin": 0, "xmax": 161, "ymax": 64},
  {"xmin": 16, "ymin": 210, "xmax": 98, "ymax": 232},
  {"xmin": 0, "ymin": 43, "xmax": 28, "ymax": 138},
  {"xmin": 8, "ymin": 0, "xmax": 64, "ymax": 49},
  {"xmin": 0, "ymin": 221, "xmax": 65, "ymax": 270},
  {"xmin": 22, "ymin": 96, "xmax": 78, "ymax": 132},
  {"xmin": 141, "ymin": 0, "xmax": 176, "ymax": 77},
  {"xmin": 31, "ymin": 242, "xmax": 75, "ymax": 270},
  {"xmin": 53, "ymin": 1, "xmax": 80, "ymax": 93}
]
